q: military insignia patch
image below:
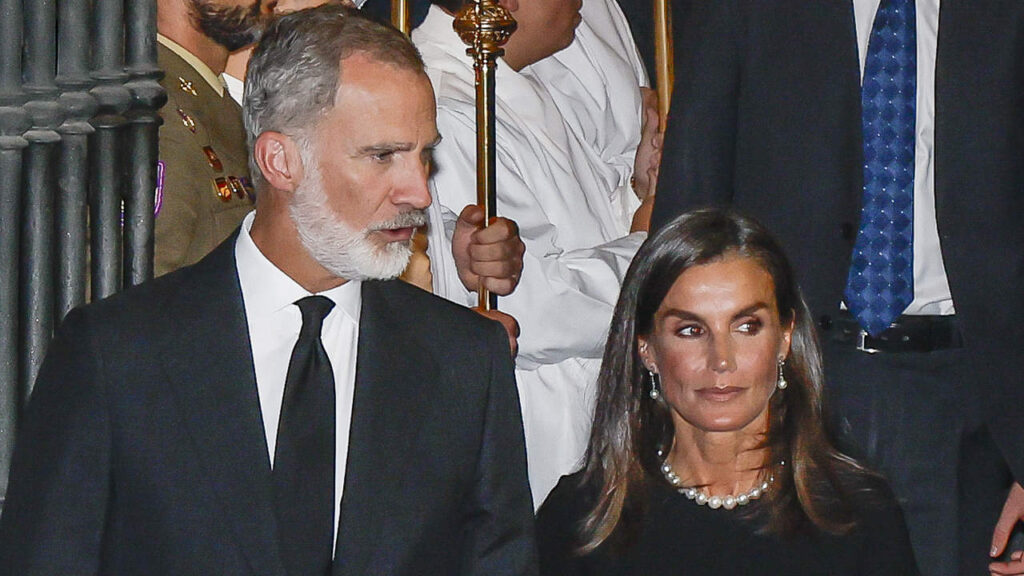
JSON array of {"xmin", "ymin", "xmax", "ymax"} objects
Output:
[
  {"xmin": 178, "ymin": 77, "xmax": 198, "ymax": 96},
  {"xmin": 177, "ymin": 108, "xmax": 196, "ymax": 133},
  {"xmin": 228, "ymin": 176, "xmax": 246, "ymax": 199},
  {"xmin": 214, "ymin": 177, "xmax": 232, "ymax": 201},
  {"xmin": 203, "ymin": 146, "xmax": 223, "ymax": 171}
]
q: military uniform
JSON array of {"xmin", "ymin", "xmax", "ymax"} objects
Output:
[{"xmin": 156, "ymin": 37, "xmax": 253, "ymax": 276}]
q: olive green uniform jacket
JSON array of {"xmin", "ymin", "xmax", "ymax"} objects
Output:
[{"xmin": 156, "ymin": 43, "xmax": 253, "ymax": 276}]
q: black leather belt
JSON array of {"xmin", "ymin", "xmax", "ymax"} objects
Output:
[{"xmin": 829, "ymin": 312, "xmax": 963, "ymax": 354}]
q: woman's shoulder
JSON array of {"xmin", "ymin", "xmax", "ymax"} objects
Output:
[
  {"xmin": 542, "ymin": 470, "xmax": 594, "ymax": 507},
  {"xmin": 536, "ymin": 471, "xmax": 593, "ymax": 544},
  {"xmin": 536, "ymin": 471, "xmax": 604, "ymax": 576}
]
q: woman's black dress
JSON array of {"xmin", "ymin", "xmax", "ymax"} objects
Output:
[{"xmin": 537, "ymin": 472, "xmax": 920, "ymax": 576}]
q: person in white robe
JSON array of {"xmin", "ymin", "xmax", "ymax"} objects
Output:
[
  {"xmin": 413, "ymin": 0, "xmax": 657, "ymax": 507},
  {"xmin": 525, "ymin": 0, "xmax": 651, "ymax": 201}
]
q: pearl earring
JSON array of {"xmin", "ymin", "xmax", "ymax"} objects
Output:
[
  {"xmin": 648, "ymin": 369, "xmax": 661, "ymax": 400},
  {"xmin": 639, "ymin": 342, "xmax": 660, "ymax": 400},
  {"xmin": 777, "ymin": 358, "xmax": 788, "ymax": 390}
]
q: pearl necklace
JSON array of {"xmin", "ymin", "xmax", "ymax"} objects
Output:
[{"xmin": 657, "ymin": 449, "xmax": 777, "ymax": 511}]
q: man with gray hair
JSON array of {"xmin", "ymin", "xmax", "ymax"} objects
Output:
[{"xmin": 0, "ymin": 6, "xmax": 538, "ymax": 576}]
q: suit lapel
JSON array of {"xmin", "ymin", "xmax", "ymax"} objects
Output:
[
  {"xmin": 333, "ymin": 281, "xmax": 438, "ymax": 575},
  {"xmin": 159, "ymin": 235, "xmax": 286, "ymax": 576},
  {"xmin": 839, "ymin": 0, "xmax": 870, "ymax": 205},
  {"xmin": 840, "ymin": 0, "xmax": 861, "ymax": 75},
  {"xmin": 933, "ymin": 0, "xmax": 963, "ymax": 219}
]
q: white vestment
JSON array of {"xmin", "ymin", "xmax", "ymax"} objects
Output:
[
  {"xmin": 413, "ymin": 6, "xmax": 646, "ymax": 508},
  {"xmin": 525, "ymin": 0, "xmax": 648, "ymax": 198}
]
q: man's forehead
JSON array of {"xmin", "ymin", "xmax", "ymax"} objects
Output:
[
  {"xmin": 312, "ymin": 53, "xmax": 436, "ymax": 145},
  {"xmin": 333, "ymin": 53, "xmax": 432, "ymax": 107},
  {"xmin": 335, "ymin": 51, "xmax": 424, "ymax": 85}
]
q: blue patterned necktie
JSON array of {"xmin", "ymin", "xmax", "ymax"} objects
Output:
[{"xmin": 844, "ymin": 0, "xmax": 917, "ymax": 337}]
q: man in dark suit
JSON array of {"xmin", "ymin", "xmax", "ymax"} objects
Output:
[
  {"xmin": 651, "ymin": 2, "xmax": 1024, "ymax": 575},
  {"xmin": 0, "ymin": 6, "xmax": 537, "ymax": 575}
]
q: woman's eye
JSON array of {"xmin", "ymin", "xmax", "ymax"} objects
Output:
[
  {"xmin": 678, "ymin": 325, "xmax": 703, "ymax": 337},
  {"xmin": 737, "ymin": 318, "xmax": 763, "ymax": 334}
]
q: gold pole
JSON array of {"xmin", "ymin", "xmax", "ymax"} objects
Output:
[
  {"xmin": 393, "ymin": 0, "xmax": 432, "ymax": 293},
  {"xmin": 653, "ymin": 0, "xmax": 673, "ymax": 126},
  {"xmin": 391, "ymin": 0, "xmax": 410, "ymax": 34},
  {"xmin": 454, "ymin": 0, "xmax": 516, "ymax": 310}
]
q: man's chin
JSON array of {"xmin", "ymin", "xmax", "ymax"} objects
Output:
[{"xmin": 325, "ymin": 241, "xmax": 412, "ymax": 282}]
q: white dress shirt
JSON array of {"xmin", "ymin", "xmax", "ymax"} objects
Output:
[
  {"xmin": 853, "ymin": 0, "xmax": 954, "ymax": 315},
  {"xmin": 235, "ymin": 211, "xmax": 360, "ymax": 546},
  {"xmin": 223, "ymin": 72, "xmax": 244, "ymax": 106}
]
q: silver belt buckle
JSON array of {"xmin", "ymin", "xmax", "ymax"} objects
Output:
[{"xmin": 856, "ymin": 330, "xmax": 880, "ymax": 354}]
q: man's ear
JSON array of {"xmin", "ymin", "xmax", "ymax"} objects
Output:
[
  {"xmin": 254, "ymin": 131, "xmax": 304, "ymax": 193},
  {"xmin": 497, "ymin": 0, "xmax": 519, "ymax": 13}
]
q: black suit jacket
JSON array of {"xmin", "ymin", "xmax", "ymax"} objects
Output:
[
  {"xmin": 0, "ymin": 235, "xmax": 538, "ymax": 576},
  {"xmin": 652, "ymin": 0, "xmax": 1024, "ymax": 480}
]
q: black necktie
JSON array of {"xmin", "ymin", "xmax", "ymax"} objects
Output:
[{"xmin": 273, "ymin": 295, "xmax": 336, "ymax": 576}]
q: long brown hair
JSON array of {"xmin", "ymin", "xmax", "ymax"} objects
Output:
[{"xmin": 577, "ymin": 209, "xmax": 878, "ymax": 552}]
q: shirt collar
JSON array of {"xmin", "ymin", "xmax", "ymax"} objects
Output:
[
  {"xmin": 157, "ymin": 33, "xmax": 228, "ymax": 98},
  {"xmin": 235, "ymin": 212, "xmax": 362, "ymax": 325}
]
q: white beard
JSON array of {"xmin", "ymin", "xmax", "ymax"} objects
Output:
[{"xmin": 289, "ymin": 155, "xmax": 425, "ymax": 281}]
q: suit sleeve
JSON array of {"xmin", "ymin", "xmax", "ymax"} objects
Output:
[
  {"xmin": 650, "ymin": 0, "xmax": 742, "ymax": 232},
  {"xmin": 459, "ymin": 321, "xmax": 540, "ymax": 576},
  {"xmin": 0, "ymin": 308, "xmax": 112, "ymax": 576}
]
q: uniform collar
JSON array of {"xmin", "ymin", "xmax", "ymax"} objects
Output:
[{"xmin": 158, "ymin": 33, "xmax": 227, "ymax": 97}]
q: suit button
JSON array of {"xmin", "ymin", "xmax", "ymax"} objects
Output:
[
  {"xmin": 841, "ymin": 222, "xmax": 855, "ymax": 241},
  {"xmin": 819, "ymin": 315, "xmax": 833, "ymax": 330}
]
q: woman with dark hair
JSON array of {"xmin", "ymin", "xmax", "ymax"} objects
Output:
[{"xmin": 536, "ymin": 209, "xmax": 919, "ymax": 575}]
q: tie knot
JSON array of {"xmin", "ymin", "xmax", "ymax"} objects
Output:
[{"xmin": 295, "ymin": 295, "xmax": 335, "ymax": 336}]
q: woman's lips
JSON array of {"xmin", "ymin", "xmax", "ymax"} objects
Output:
[{"xmin": 696, "ymin": 386, "xmax": 745, "ymax": 402}]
